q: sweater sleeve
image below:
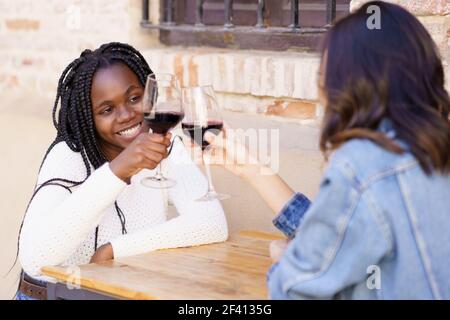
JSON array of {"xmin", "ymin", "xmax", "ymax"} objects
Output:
[
  {"xmin": 19, "ymin": 143, "xmax": 127, "ymax": 277},
  {"xmin": 110, "ymin": 137, "xmax": 229, "ymax": 258}
]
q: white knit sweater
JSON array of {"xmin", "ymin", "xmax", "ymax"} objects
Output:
[{"xmin": 19, "ymin": 137, "xmax": 228, "ymax": 280}]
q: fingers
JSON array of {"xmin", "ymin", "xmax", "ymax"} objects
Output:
[
  {"xmin": 137, "ymin": 133, "xmax": 172, "ymax": 151},
  {"xmin": 275, "ymin": 239, "xmax": 290, "ymax": 248},
  {"xmin": 269, "ymin": 239, "xmax": 289, "ymax": 263},
  {"xmin": 134, "ymin": 134, "xmax": 171, "ymax": 169},
  {"xmin": 205, "ymin": 129, "xmax": 237, "ymax": 158},
  {"xmin": 143, "ymin": 132, "xmax": 172, "ymax": 148},
  {"xmin": 222, "ymin": 121, "xmax": 231, "ymax": 139},
  {"xmin": 183, "ymin": 139, "xmax": 204, "ymax": 165},
  {"xmin": 204, "ymin": 130, "xmax": 224, "ymax": 149},
  {"xmin": 142, "ymin": 151, "xmax": 164, "ymax": 168},
  {"xmin": 183, "ymin": 136, "xmax": 197, "ymax": 148},
  {"xmin": 142, "ymin": 141, "xmax": 168, "ymax": 158},
  {"xmin": 204, "ymin": 130, "xmax": 232, "ymax": 167},
  {"xmin": 135, "ymin": 147, "xmax": 164, "ymax": 169}
]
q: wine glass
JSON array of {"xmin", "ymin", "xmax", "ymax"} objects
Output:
[
  {"xmin": 141, "ymin": 73, "xmax": 184, "ymax": 189},
  {"xmin": 181, "ymin": 85, "xmax": 231, "ymax": 201}
]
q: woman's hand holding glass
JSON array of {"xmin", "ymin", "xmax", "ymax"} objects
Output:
[
  {"xmin": 203, "ymin": 126, "xmax": 272, "ymax": 178},
  {"xmin": 181, "ymin": 86, "xmax": 230, "ymax": 201},
  {"xmin": 109, "ymin": 132, "xmax": 172, "ymax": 184},
  {"xmin": 141, "ymin": 73, "xmax": 184, "ymax": 188}
]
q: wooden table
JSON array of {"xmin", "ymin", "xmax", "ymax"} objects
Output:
[{"xmin": 41, "ymin": 230, "xmax": 282, "ymax": 300}]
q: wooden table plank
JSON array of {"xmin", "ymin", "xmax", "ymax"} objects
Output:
[{"xmin": 42, "ymin": 230, "xmax": 282, "ymax": 300}]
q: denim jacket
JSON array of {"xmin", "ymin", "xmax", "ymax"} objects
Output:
[{"xmin": 269, "ymin": 121, "xmax": 450, "ymax": 300}]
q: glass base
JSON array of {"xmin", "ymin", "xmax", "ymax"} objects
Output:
[
  {"xmin": 196, "ymin": 191, "xmax": 231, "ymax": 202},
  {"xmin": 141, "ymin": 176, "xmax": 176, "ymax": 189}
]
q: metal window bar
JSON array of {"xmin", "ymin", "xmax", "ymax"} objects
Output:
[
  {"xmin": 195, "ymin": 0, "xmax": 205, "ymax": 27},
  {"xmin": 255, "ymin": 0, "xmax": 265, "ymax": 28},
  {"xmin": 142, "ymin": 0, "xmax": 338, "ymax": 31},
  {"xmin": 326, "ymin": 0, "xmax": 337, "ymax": 25},
  {"xmin": 224, "ymin": 0, "xmax": 233, "ymax": 28},
  {"xmin": 142, "ymin": 0, "xmax": 149, "ymax": 22},
  {"xmin": 164, "ymin": 0, "xmax": 175, "ymax": 25},
  {"xmin": 140, "ymin": 0, "xmax": 341, "ymax": 51},
  {"xmin": 289, "ymin": 0, "xmax": 300, "ymax": 30}
]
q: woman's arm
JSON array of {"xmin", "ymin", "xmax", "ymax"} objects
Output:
[
  {"xmin": 267, "ymin": 166, "xmax": 393, "ymax": 299},
  {"xmin": 19, "ymin": 152, "xmax": 127, "ymax": 277},
  {"xmin": 204, "ymin": 130, "xmax": 296, "ymax": 213},
  {"xmin": 20, "ymin": 133, "xmax": 171, "ymax": 277},
  {"xmin": 108, "ymin": 138, "xmax": 228, "ymax": 259},
  {"xmin": 203, "ymin": 130, "xmax": 311, "ymax": 237},
  {"xmin": 240, "ymin": 166, "xmax": 296, "ymax": 214}
]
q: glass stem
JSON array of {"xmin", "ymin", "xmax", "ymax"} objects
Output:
[
  {"xmin": 155, "ymin": 162, "xmax": 163, "ymax": 180},
  {"xmin": 203, "ymin": 152, "xmax": 216, "ymax": 193}
]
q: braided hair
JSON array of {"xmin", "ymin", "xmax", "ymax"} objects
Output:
[{"xmin": 10, "ymin": 42, "xmax": 153, "ymax": 273}]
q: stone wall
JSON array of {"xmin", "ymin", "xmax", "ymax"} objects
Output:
[
  {"xmin": 0, "ymin": 0, "xmax": 159, "ymax": 103},
  {"xmin": 0, "ymin": 0, "xmax": 321, "ymax": 123},
  {"xmin": 1, "ymin": 1, "xmax": 448, "ymax": 123}
]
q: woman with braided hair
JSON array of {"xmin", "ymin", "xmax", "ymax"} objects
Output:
[{"xmin": 15, "ymin": 42, "xmax": 228, "ymax": 300}]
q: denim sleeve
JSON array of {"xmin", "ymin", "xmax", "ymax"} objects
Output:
[
  {"xmin": 272, "ymin": 193, "xmax": 311, "ymax": 238},
  {"xmin": 267, "ymin": 166, "xmax": 393, "ymax": 300}
]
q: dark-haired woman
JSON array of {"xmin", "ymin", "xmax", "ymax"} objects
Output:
[
  {"xmin": 16, "ymin": 43, "xmax": 228, "ymax": 300},
  {"xmin": 206, "ymin": 1, "xmax": 450, "ymax": 299}
]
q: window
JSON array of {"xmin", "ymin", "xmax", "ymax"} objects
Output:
[{"xmin": 141, "ymin": 0, "xmax": 351, "ymax": 51}]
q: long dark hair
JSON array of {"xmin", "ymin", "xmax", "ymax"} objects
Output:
[
  {"xmin": 319, "ymin": 1, "xmax": 450, "ymax": 174},
  {"xmin": 9, "ymin": 42, "xmax": 153, "ymax": 274}
]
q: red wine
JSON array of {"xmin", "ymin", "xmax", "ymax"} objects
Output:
[
  {"xmin": 144, "ymin": 112, "xmax": 184, "ymax": 134},
  {"xmin": 182, "ymin": 120, "xmax": 223, "ymax": 150}
]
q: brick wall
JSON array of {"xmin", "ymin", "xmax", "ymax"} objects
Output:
[
  {"xmin": 0, "ymin": 0, "xmax": 159, "ymax": 103},
  {"xmin": 141, "ymin": 47, "xmax": 320, "ymax": 123},
  {"xmin": 0, "ymin": 0, "xmax": 321, "ymax": 123},
  {"xmin": 1, "ymin": 0, "xmax": 448, "ymax": 123}
]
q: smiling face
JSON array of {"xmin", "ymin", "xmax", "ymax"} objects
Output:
[{"xmin": 91, "ymin": 63, "xmax": 149, "ymax": 160}]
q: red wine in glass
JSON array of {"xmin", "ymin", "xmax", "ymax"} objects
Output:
[
  {"xmin": 181, "ymin": 120, "xmax": 223, "ymax": 150},
  {"xmin": 145, "ymin": 111, "xmax": 184, "ymax": 134},
  {"xmin": 141, "ymin": 73, "xmax": 183, "ymax": 189},
  {"xmin": 181, "ymin": 85, "xmax": 230, "ymax": 201}
]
